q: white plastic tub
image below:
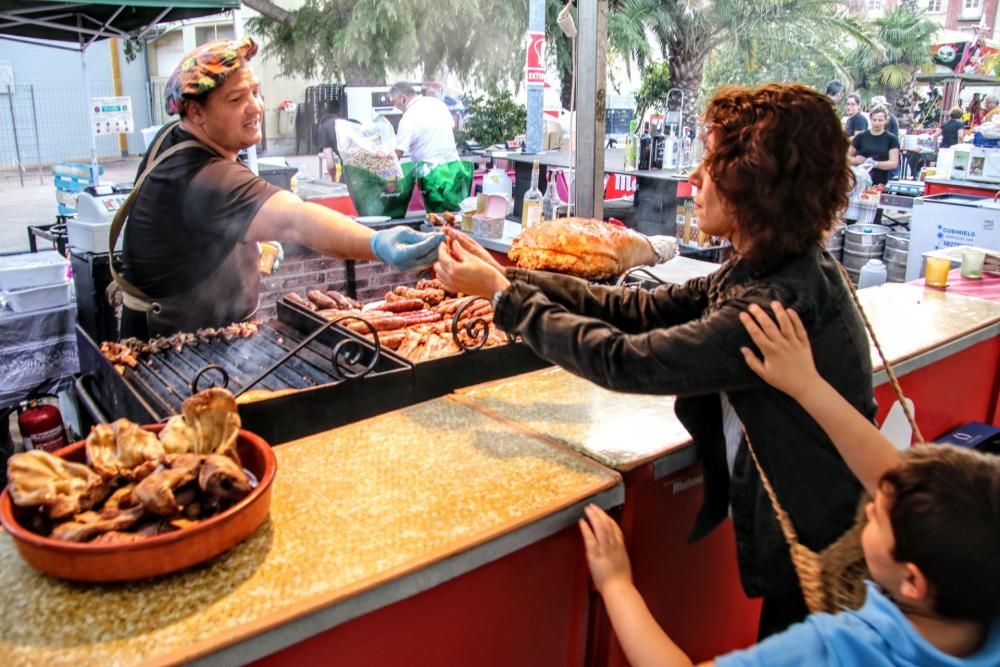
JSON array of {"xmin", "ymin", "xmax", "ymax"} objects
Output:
[
  {"xmin": 2, "ymin": 279, "xmax": 72, "ymax": 313},
  {"xmin": 0, "ymin": 251, "xmax": 70, "ymax": 291}
]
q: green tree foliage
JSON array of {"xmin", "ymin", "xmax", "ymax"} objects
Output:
[
  {"xmin": 463, "ymin": 90, "xmax": 528, "ymax": 146},
  {"xmin": 848, "ymin": 8, "xmax": 937, "ymax": 95},
  {"xmin": 247, "ymin": 0, "xmax": 527, "ymax": 87},
  {"xmin": 608, "ymin": 0, "xmax": 876, "ymax": 118},
  {"xmin": 634, "ymin": 62, "xmax": 672, "ymax": 119}
]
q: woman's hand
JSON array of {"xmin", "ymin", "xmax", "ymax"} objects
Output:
[
  {"xmin": 739, "ymin": 301, "xmax": 821, "ymax": 401},
  {"xmin": 433, "ymin": 231, "xmax": 510, "ymax": 298},
  {"xmin": 579, "ymin": 504, "xmax": 633, "ymax": 595},
  {"xmin": 443, "ymin": 227, "xmax": 506, "ymax": 273}
]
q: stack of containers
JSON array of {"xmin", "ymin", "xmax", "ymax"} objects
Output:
[
  {"xmin": 883, "ymin": 232, "xmax": 910, "ymax": 283},
  {"xmin": 842, "ymin": 223, "xmax": 890, "ymax": 285},
  {"xmin": 0, "ymin": 251, "xmax": 72, "ymax": 314}
]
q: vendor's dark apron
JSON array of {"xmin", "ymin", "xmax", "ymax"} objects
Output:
[{"xmin": 109, "ymin": 122, "xmax": 260, "ymax": 337}]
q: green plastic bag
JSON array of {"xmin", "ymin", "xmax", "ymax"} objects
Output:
[
  {"xmin": 417, "ymin": 160, "xmax": 473, "ymax": 213},
  {"xmin": 343, "ymin": 161, "xmax": 416, "ymax": 218}
]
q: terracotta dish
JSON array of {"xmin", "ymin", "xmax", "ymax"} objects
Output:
[{"xmin": 0, "ymin": 425, "xmax": 276, "ymax": 583}]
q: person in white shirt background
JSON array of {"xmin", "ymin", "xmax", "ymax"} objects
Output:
[
  {"xmin": 390, "ymin": 81, "xmax": 460, "ymax": 165},
  {"xmin": 389, "ymin": 81, "xmax": 471, "ymax": 212}
]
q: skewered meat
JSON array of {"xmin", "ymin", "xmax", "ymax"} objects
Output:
[
  {"xmin": 181, "ymin": 388, "xmax": 241, "ymax": 464},
  {"xmin": 50, "ymin": 505, "xmax": 145, "ymax": 543},
  {"xmin": 85, "ymin": 420, "xmax": 165, "ymax": 480},
  {"xmin": 307, "ymin": 289, "xmax": 339, "ymax": 310},
  {"xmin": 6, "ymin": 450, "xmax": 110, "ymax": 520},
  {"xmin": 99, "ymin": 342, "xmax": 138, "ymax": 369},
  {"xmin": 134, "ymin": 454, "xmax": 204, "ymax": 516},
  {"xmin": 199, "ymin": 454, "xmax": 252, "ymax": 501}
]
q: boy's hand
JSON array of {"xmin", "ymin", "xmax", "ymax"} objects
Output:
[
  {"xmin": 579, "ymin": 504, "xmax": 632, "ymax": 595},
  {"xmin": 444, "ymin": 227, "xmax": 506, "ymax": 274},
  {"xmin": 739, "ymin": 301, "xmax": 821, "ymax": 400}
]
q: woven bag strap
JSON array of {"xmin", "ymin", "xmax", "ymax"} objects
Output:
[
  {"xmin": 743, "ymin": 429, "xmax": 803, "ymax": 547},
  {"xmin": 837, "ymin": 263, "xmax": 926, "ymax": 445}
]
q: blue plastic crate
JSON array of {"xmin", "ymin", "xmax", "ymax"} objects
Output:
[{"xmin": 972, "ymin": 132, "xmax": 1000, "ymax": 147}]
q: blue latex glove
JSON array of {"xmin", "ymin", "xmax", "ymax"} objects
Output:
[{"xmin": 371, "ymin": 227, "xmax": 445, "ymax": 271}]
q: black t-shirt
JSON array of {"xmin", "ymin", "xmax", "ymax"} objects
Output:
[
  {"xmin": 941, "ymin": 119, "xmax": 964, "ymax": 148},
  {"xmin": 852, "ymin": 130, "xmax": 900, "ymax": 185},
  {"xmin": 317, "ymin": 117, "xmax": 339, "ymax": 154},
  {"xmin": 846, "ymin": 113, "xmax": 869, "ymax": 136},
  {"xmin": 122, "ymin": 125, "xmax": 280, "ymax": 299}
]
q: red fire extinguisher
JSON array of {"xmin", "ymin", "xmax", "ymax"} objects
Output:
[{"xmin": 17, "ymin": 395, "xmax": 68, "ymax": 454}]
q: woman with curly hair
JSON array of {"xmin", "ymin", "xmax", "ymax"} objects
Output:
[{"xmin": 434, "ymin": 83, "xmax": 875, "ymax": 637}]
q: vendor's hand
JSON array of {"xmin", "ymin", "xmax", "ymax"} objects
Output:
[
  {"xmin": 433, "ymin": 234, "xmax": 510, "ymax": 298},
  {"xmin": 443, "ymin": 226, "xmax": 505, "ymax": 274},
  {"xmin": 646, "ymin": 235, "xmax": 679, "ymax": 264},
  {"xmin": 371, "ymin": 227, "xmax": 445, "ymax": 271},
  {"xmin": 578, "ymin": 504, "xmax": 632, "ymax": 595},
  {"xmin": 739, "ymin": 302, "xmax": 821, "ymax": 400}
]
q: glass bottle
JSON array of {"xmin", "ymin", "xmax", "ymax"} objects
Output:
[
  {"xmin": 638, "ymin": 122, "xmax": 652, "ymax": 170},
  {"xmin": 543, "ymin": 170, "xmax": 561, "ymax": 221},
  {"xmin": 651, "ymin": 122, "xmax": 665, "ymax": 170},
  {"xmin": 624, "ymin": 119, "xmax": 639, "ymax": 171},
  {"xmin": 522, "ymin": 159, "xmax": 543, "ymax": 228},
  {"xmin": 664, "ymin": 126, "xmax": 679, "ymax": 170}
]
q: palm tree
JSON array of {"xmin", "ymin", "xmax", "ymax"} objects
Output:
[
  {"xmin": 848, "ymin": 7, "xmax": 938, "ymax": 127},
  {"xmin": 603, "ymin": 0, "xmax": 877, "ymax": 120}
]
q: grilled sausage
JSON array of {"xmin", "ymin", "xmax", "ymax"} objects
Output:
[
  {"xmin": 307, "ymin": 289, "xmax": 339, "ymax": 310},
  {"xmin": 343, "ymin": 316, "xmax": 406, "ymax": 333},
  {"xmin": 379, "ymin": 298, "xmax": 426, "ymax": 313},
  {"xmin": 398, "ymin": 310, "xmax": 442, "ymax": 325},
  {"xmin": 286, "ymin": 293, "xmax": 317, "ymax": 311}
]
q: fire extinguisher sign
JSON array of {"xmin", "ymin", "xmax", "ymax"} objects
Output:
[{"xmin": 526, "ymin": 31, "xmax": 545, "ymax": 88}]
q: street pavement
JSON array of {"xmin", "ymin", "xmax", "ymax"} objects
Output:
[{"xmin": 0, "ymin": 150, "xmax": 324, "ymax": 255}]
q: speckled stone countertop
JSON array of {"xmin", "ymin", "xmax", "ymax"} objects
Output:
[
  {"xmin": 0, "ymin": 399, "xmax": 620, "ymax": 666},
  {"xmin": 455, "ymin": 368, "xmax": 693, "ymax": 471},
  {"xmin": 857, "ymin": 283, "xmax": 1000, "ymax": 376}
]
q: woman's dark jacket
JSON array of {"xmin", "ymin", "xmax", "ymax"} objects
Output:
[{"xmin": 493, "ymin": 245, "xmax": 875, "ymax": 598}]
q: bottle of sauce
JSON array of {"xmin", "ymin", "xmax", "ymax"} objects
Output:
[
  {"xmin": 624, "ymin": 120, "xmax": 639, "ymax": 171},
  {"xmin": 638, "ymin": 122, "xmax": 652, "ymax": 170},
  {"xmin": 522, "ymin": 159, "xmax": 543, "ymax": 228}
]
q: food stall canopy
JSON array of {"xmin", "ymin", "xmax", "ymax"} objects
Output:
[
  {"xmin": 0, "ymin": 0, "xmax": 240, "ymax": 50},
  {"xmin": 915, "ymin": 71, "xmax": 1000, "ymax": 113}
]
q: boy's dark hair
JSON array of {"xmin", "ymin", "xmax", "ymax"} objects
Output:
[
  {"xmin": 950, "ymin": 107, "xmax": 964, "ymax": 120},
  {"xmin": 880, "ymin": 445, "xmax": 1000, "ymax": 621},
  {"xmin": 825, "ymin": 80, "xmax": 845, "ymax": 98}
]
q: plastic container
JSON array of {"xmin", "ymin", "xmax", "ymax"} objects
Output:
[
  {"xmin": 258, "ymin": 164, "xmax": 299, "ymax": 192},
  {"xmin": 857, "ymin": 259, "xmax": 888, "ymax": 289},
  {"xmin": 0, "ymin": 251, "xmax": 70, "ymax": 291},
  {"xmin": 2, "ymin": 278, "xmax": 72, "ymax": 313},
  {"xmin": 481, "ymin": 167, "xmax": 513, "ymax": 214}
]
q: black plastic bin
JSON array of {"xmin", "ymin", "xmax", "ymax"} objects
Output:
[{"xmin": 259, "ymin": 164, "xmax": 299, "ymax": 191}]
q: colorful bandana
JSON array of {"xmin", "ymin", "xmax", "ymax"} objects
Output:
[{"xmin": 164, "ymin": 37, "xmax": 259, "ymax": 116}]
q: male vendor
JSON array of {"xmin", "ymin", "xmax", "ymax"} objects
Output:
[{"xmin": 115, "ymin": 38, "xmax": 443, "ymax": 338}]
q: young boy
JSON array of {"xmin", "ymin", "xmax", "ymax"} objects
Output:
[{"xmin": 580, "ymin": 302, "xmax": 1000, "ymax": 667}]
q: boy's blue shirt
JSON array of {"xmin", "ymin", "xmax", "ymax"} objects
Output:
[{"xmin": 717, "ymin": 582, "xmax": 1000, "ymax": 667}]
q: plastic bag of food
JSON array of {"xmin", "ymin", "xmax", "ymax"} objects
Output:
[
  {"xmin": 337, "ymin": 118, "xmax": 415, "ymax": 218},
  {"xmin": 416, "ymin": 160, "xmax": 474, "ymax": 213}
]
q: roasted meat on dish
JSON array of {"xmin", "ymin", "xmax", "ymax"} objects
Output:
[{"xmin": 6, "ymin": 450, "xmax": 110, "ymax": 520}]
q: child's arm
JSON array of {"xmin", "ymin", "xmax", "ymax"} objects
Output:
[
  {"xmin": 579, "ymin": 505, "xmax": 715, "ymax": 667},
  {"xmin": 738, "ymin": 302, "xmax": 902, "ymax": 496}
]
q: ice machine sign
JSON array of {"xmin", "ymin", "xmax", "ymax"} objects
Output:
[{"xmin": 90, "ymin": 96, "xmax": 134, "ymax": 136}]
